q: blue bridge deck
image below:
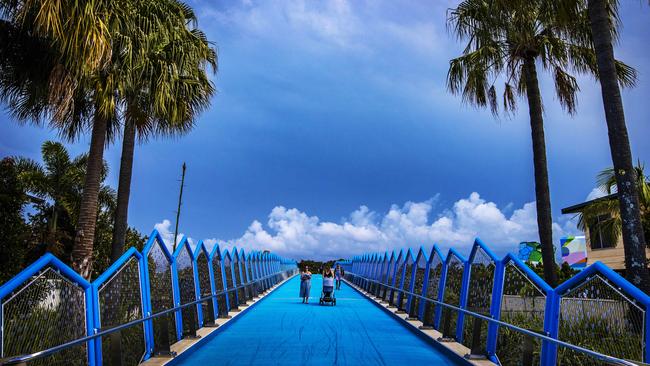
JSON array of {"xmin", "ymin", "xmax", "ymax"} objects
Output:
[{"xmin": 170, "ymin": 275, "xmax": 461, "ymax": 365}]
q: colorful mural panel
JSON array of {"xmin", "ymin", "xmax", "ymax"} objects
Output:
[{"xmin": 561, "ymin": 236, "xmax": 587, "ymax": 269}]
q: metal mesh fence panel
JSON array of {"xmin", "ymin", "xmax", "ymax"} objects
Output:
[
  {"xmin": 441, "ymin": 256, "xmax": 464, "ymax": 338},
  {"xmin": 388, "ymin": 259, "xmax": 404, "ymax": 306},
  {"xmin": 369, "ymin": 261, "xmax": 379, "ymax": 295},
  {"xmin": 422, "ymin": 255, "xmax": 443, "ymax": 327},
  {"xmin": 558, "ymin": 274, "xmax": 645, "ymax": 365},
  {"xmin": 224, "ymin": 259, "xmax": 238, "ymax": 311},
  {"xmin": 1, "ymin": 267, "xmax": 87, "ymax": 365},
  {"xmin": 97, "ymin": 257, "xmax": 145, "ymax": 366},
  {"xmin": 381, "ymin": 257, "xmax": 395, "ymax": 300},
  {"xmin": 210, "ymin": 259, "xmax": 228, "ymax": 318},
  {"xmin": 409, "ymin": 255, "xmax": 428, "ymax": 319},
  {"xmin": 233, "ymin": 261, "xmax": 246, "ymax": 305},
  {"xmin": 462, "ymin": 248, "xmax": 495, "ymax": 352},
  {"xmin": 147, "ymin": 244, "xmax": 177, "ymax": 350},
  {"xmin": 497, "ymin": 262, "xmax": 546, "ymax": 366},
  {"xmin": 196, "ymin": 252, "xmax": 212, "ymax": 326},
  {"xmin": 176, "ymin": 246, "xmax": 198, "ymax": 337},
  {"xmin": 244, "ymin": 262, "xmax": 255, "ymax": 299},
  {"xmin": 398, "ymin": 261, "xmax": 414, "ymax": 311},
  {"xmin": 375, "ymin": 259, "xmax": 386, "ymax": 297}
]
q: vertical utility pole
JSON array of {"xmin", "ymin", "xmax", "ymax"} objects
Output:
[{"xmin": 173, "ymin": 162, "xmax": 186, "ymax": 252}]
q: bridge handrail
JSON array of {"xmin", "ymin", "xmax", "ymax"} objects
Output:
[
  {"xmin": 0, "ymin": 269, "xmax": 297, "ymax": 365},
  {"xmin": 344, "ymin": 271, "xmax": 641, "ymax": 366}
]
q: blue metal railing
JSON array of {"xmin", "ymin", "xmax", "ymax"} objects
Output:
[
  {"xmin": 342, "ymin": 272, "xmax": 639, "ymax": 366},
  {"xmin": 338, "ymin": 238, "xmax": 650, "ymax": 366},
  {"xmin": 0, "ymin": 228, "xmax": 298, "ymax": 365}
]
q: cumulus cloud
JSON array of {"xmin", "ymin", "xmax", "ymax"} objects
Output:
[
  {"xmin": 172, "ymin": 192, "xmax": 579, "ymax": 261},
  {"xmin": 153, "ymin": 219, "xmax": 197, "ymax": 253}
]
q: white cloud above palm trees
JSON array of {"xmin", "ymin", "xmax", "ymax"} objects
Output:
[{"xmin": 155, "ymin": 191, "xmax": 578, "ymax": 260}]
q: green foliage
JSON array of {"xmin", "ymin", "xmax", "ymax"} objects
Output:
[
  {"xmin": 0, "ymin": 158, "xmax": 29, "ymax": 283},
  {"xmin": 577, "ymin": 162, "xmax": 650, "ymax": 245},
  {"xmin": 298, "ymin": 259, "xmax": 341, "ymax": 273},
  {"xmin": 527, "ymin": 260, "xmax": 579, "ymax": 286},
  {"xmin": 446, "ymin": 0, "xmax": 634, "ymax": 117},
  {"xmin": 0, "ymin": 142, "xmax": 147, "ymax": 285}
]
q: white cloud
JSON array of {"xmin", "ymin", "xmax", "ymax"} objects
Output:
[
  {"xmin": 175, "ymin": 192, "xmax": 579, "ymax": 261},
  {"xmin": 586, "ymin": 187, "xmax": 607, "ymax": 201},
  {"xmin": 198, "ymin": 0, "xmax": 445, "ymax": 55},
  {"xmin": 153, "ymin": 219, "xmax": 197, "ymax": 253}
]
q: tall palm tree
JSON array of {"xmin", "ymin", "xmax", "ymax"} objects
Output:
[
  {"xmin": 109, "ymin": 0, "xmax": 216, "ymax": 262},
  {"xmin": 446, "ymin": 0, "xmax": 635, "ymax": 286},
  {"xmin": 1, "ymin": 0, "xmax": 128, "ymax": 279},
  {"xmin": 1, "ymin": 0, "xmax": 213, "ymax": 278},
  {"xmin": 578, "ymin": 0, "xmax": 650, "ymax": 291}
]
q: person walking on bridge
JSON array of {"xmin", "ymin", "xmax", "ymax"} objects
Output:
[
  {"xmin": 335, "ymin": 264, "xmax": 344, "ymax": 290},
  {"xmin": 300, "ymin": 266, "xmax": 312, "ymax": 303}
]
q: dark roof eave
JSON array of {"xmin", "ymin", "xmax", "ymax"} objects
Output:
[{"xmin": 561, "ymin": 193, "xmax": 618, "ymax": 214}]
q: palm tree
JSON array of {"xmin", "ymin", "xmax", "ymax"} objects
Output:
[
  {"xmin": 446, "ymin": 0, "xmax": 635, "ymax": 286},
  {"xmin": 578, "ymin": 0, "xmax": 650, "ymax": 291},
  {"xmin": 577, "ymin": 163, "xmax": 650, "ymax": 253},
  {"xmin": 109, "ymin": 0, "xmax": 216, "ymax": 262},
  {"xmin": 1, "ymin": 0, "xmax": 213, "ymax": 278},
  {"xmin": 13, "ymin": 141, "xmax": 115, "ymax": 258},
  {"xmin": 1, "ymin": 0, "xmax": 127, "ymax": 279}
]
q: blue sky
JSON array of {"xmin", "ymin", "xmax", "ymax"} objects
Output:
[{"xmin": 1, "ymin": 0, "xmax": 649, "ymax": 260}]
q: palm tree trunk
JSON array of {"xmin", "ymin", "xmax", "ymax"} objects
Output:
[
  {"xmin": 588, "ymin": 0, "xmax": 650, "ymax": 292},
  {"xmin": 111, "ymin": 117, "xmax": 136, "ymax": 263},
  {"xmin": 71, "ymin": 113, "xmax": 107, "ymax": 279},
  {"xmin": 523, "ymin": 56, "xmax": 557, "ymax": 287}
]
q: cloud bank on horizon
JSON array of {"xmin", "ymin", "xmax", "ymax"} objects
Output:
[{"xmin": 154, "ymin": 192, "xmax": 579, "ymax": 261}]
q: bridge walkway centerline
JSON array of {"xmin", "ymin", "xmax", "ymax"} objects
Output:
[{"xmin": 167, "ymin": 275, "xmax": 463, "ymax": 366}]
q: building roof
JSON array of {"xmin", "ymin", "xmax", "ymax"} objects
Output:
[{"xmin": 561, "ymin": 193, "xmax": 618, "ymax": 214}]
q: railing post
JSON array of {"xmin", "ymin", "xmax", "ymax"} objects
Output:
[
  {"xmin": 541, "ymin": 290, "xmax": 559, "ymax": 366},
  {"xmin": 646, "ymin": 304, "xmax": 650, "ymax": 363},
  {"xmin": 139, "ymin": 254, "xmax": 154, "ymax": 360},
  {"xmin": 171, "ymin": 260, "xmax": 183, "ymax": 342},
  {"xmin": 193, "ymin": 256, "xmax": 204, "ymax": 328},
  {"xmin": 486, "ymin": 260, "xmax": 504, "ymax": 360}
]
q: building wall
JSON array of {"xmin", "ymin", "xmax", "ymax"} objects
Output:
[{"xmin": 584, "ymin": 223, "xmax": 650, "ymax": 270}]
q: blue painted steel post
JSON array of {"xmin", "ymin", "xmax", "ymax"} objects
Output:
[
  {"xmin": 206, "ymin": 249, "xmax": 219, "ymax": 321},
  {"xmin": 542, "ymin": 289, "xmax": 559, "ymax": 366},
  {"xmin": 192, "ymin": 245, "xmax": 204, "ymax": 327},
  {"xmin": 486, "ymin": 260, "xmax": 504, "ymax": 360},
  {"xmin": 138, "ymin": 249, "xmax": 154, "ymax": 360},
  {"xmin": 170, "ymin": 252, "xmax": 183, "ymax": 341}
]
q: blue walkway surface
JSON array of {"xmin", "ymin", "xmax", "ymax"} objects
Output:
[{"xmin": 172, "ymin": 275, "xmax": 462, "ymax": 365}]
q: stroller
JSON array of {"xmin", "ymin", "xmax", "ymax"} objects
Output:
[{"xmin": 319, "ymin": 274, "xmax": 337, "ymax": 306}]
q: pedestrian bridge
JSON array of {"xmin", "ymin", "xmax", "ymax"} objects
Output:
[{"xmin": 0, "ymin": 229, "xmax": 648, "ymax": 366}]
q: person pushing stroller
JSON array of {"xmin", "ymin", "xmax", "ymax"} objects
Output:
[{"xmin": 319, "ymin": 269, "xmax": 336, "ymax": 306}]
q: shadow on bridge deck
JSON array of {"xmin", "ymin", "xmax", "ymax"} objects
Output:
[{"xmin": 167, "ymin": 275, "xmax": 462, "ymax": 366}]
